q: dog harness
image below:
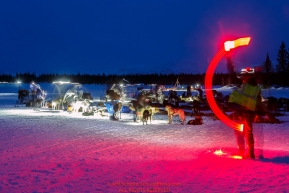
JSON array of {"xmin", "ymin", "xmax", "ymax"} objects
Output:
[{"xmin": 169, "ymin": 107, "xmax": 177, "ymax": 115}]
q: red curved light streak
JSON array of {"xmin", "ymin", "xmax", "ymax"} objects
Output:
[{"xmin": 205, "ymin": 37, "xmax": 251, "ymax": 132}]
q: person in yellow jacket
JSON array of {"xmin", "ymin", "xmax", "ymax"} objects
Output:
[{"xmin": 228, "ymin": 67, "xmax": 262, "ymax": 159}]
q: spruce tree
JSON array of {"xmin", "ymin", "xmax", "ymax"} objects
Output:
[
  {"xmin": 264, "ymin": 53, "xmax": 274, "ymax": 74},
  {"xmin": 276, "ymin": 41, "xmax": 288, "ymax": 86},
  {"xmin": 263, "ymin": 53, "xmax": 274, "ymax": 87},
  {"xmin": 276, "ymin": 41, "xmax": 288, "ymax": 73}
]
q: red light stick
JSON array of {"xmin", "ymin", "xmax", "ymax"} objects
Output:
[{"xmin": 204, "ymin": 37, "xmax": 251, "ymax": 131}]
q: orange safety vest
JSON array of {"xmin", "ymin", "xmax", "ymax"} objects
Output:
[{"xmin": 228, "ymin": 84, "xmax": 261, "ymax": 111}]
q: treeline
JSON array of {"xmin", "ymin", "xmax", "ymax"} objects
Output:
[
  {"xmin": 0, "ymin": 72, "xmax": 215, "ymax": 85},
  {"xmin": 1, "ymin": 41, "xmax": 289, "ymax": 86},
  {"xmin": 0, "ymin": 71, "xmax": 289, "ymax": 86},
  {"xmin": 255, "ymin": 41, "xmax": 289, "ymax": 87}
]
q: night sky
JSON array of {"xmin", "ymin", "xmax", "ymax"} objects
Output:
[{"xmin": 1, "ymin": 0, "xmax": 289, "ymax": 75}]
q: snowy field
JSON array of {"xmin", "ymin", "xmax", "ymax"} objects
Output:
[{"xmin": 1, "ymin": 83, "xmax": 289, "ymax": 193}]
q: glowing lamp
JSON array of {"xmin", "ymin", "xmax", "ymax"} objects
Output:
[
  {"xmin": 224, "ymin": 37, "xmax": 251, "ymax": 51},
  {"xmin": 205, "ymin": 37, "xmax": 251, "ymax": 132}
]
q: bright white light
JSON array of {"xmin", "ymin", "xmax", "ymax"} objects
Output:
[
  {"xmin": 224, "ymin": 41, "xmax": 234, "ymax": 51},
  {"xmin": 53, "ymin": 81, "xmax": 71, "ymax": 84}
]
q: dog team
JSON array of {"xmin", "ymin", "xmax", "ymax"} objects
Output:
[
  {"xmin": 128, "ymin": 103, "xmax": 202, "ymax": 126},
  {"xmin": 50, "ymin": 98, "xmax": 91, "ymax": 114},
  {"xmin": 49, "ymin": 98, "xmax": 202, "ymax": 125}
]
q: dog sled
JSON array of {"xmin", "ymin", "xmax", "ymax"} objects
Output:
[
  {"xmin": 52, "ymin": 81, "xmax": 93, "ymax": 113},
  {"xmin": 105, "ymin": 102, "xmax": 133, "ymax": 120},
  {"xmin": 104, "ymin": 85, "xmax": 132, "ymax": 120},
  {"xmin": 103, "ymin": 82, "xmax": 167, "ymax": 121},
  {"xmin": 17, "ymin": 89, "xmax": 30, "ymax": 104},
  {"xmin": 105, "ymin": 83, "xmax": 162, "ymax": 121},
  {"xmin": 105, "ymin": 83, "xmax": 138, "ymax": 102},
  {"xmin": 104, "ymin": 83, "xmax": 165, "ymax": 104},
  {"xmin": 20, "ymin": 82, "xmax": 46, "ymax": 108},
  {"xmin": 137, "ymin": 88, "xmax": 165, "ymax": 104}
]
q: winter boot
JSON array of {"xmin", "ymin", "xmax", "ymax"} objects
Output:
[{"xmin": 246, "ymin": 144, "xmax": 255, "ymax": 159}]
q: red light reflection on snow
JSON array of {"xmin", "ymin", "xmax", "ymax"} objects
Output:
[{"xmin": 231, "ymin": 155, "xmax": 243, "ymax": 159}]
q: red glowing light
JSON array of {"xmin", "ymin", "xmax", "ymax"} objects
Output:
[{"xmin": 205, "ymin": 37, "xmax": 251, "ymax": 132}]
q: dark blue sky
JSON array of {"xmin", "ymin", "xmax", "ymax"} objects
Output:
[{"xmin": 1, "ymin": 0, "xmax": 289, "ymax": 75}]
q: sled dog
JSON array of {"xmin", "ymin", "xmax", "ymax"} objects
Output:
[
  {"xmin": 51, "ymin": 98, "xmax": 62, "ymax": 110},
  {"xmin": 142, "ymin": 109, "xmax": 151, "ymax": 125},
  {"xmin": 165, "ymin": 105, "xmax": 186, "ymax": 125},
  {"xmin": 187, "ymin": 116, "xmax": 203, "ymax": 125},
  {"xmin": 73, "ymin": 100, "xmax": 91, "ymax": 113}
]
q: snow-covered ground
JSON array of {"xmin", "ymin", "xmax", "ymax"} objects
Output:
[{"xmin": 1, "ymin": 83, "xmax": 289, "ymax": 193}]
